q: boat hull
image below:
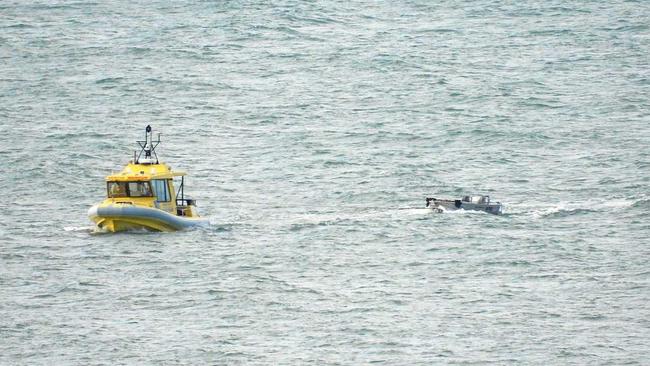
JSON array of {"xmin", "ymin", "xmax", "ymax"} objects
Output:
[{"xmin": 88, "ymin": 204, "xmax": 209, "ymax": 232}]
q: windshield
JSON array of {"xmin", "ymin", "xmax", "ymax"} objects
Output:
[{"xmin": 107, "ymin": 181, "xmax": 153, "ymax": 198}]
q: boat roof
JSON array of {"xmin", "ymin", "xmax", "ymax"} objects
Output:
[{"xmin": 106, "ymin": 162, "xmax": 186, "ymax": 181}]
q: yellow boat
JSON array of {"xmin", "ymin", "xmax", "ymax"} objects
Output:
[{"xmin": 88, "ymin": 125, "xmax": 209, "ymax": 232}]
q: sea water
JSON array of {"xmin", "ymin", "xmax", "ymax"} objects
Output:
[{"xmin": 1, "ymin": 1, "xmax": 649, "ymax": 364}]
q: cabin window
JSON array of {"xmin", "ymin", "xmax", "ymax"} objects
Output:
[
  {"xmin": 128, "ymin": 181, "xmax": 153, "ymax": 197},
  {"xmin": 152, "ymin": 179, "xmax": 170, "ymax": 202},
  {"xmin": 107, "ymin": 181, "xmax": 153, "ymax": 198},
  {"xmin": 107, "ymin": 182, "xmax": 128, "ymax": 198}
]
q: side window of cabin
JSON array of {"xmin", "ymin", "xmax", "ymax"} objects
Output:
[{"xmin": 152, "ymin": 179, "xmax": 170, "ymax": 202}]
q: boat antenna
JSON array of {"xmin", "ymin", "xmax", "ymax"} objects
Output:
[{"xmin": 135, "ymin": 125, "xmax": 161, "ymax": 164}]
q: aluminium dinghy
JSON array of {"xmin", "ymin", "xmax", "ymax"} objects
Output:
[{"xmin": 426, "ymin": 195, "xmax": 503, "ymax": 215}]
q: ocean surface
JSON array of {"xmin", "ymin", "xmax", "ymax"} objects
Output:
[{"xmin": 1, "ymin": 1, "xmax": 649, "ymax": 364}]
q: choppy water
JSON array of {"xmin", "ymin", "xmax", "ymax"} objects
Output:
[{"xmin": 2, "ymin": 1, "xmax": 649, "ymax": 364}]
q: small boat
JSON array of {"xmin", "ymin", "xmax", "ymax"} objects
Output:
[
  {"xmin": 426, "ymin": 195, "xmax": 503, "ymax": 215},
  {"xmin": 88, "ymin": 125, "xmax": 209, "ymax": 232}
]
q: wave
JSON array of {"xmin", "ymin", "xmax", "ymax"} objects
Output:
[
  {"xmin": 6, "ymin": 23, "xmax": 35, "ymax": 29},
  {"xmin": 514, "ymin": 198, "xmax": 639, "ymax": 219},
  {"xmin": 63, "ymin": 225, "xmax": 94, "ymax": 232},
  {"xmin": 633, "ymin": 198, "xmax": 650, "ymax": 209},
  {"xmin": 540, "ymin": 207, "xmax": 596, "ymax": 219},
  {"xmin": 95, "ymin": 77, "xmax": 125, "ymax": 84}
]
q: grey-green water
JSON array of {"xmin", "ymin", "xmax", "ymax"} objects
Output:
[{"xmin": 1, "ymin": 1, "xmax": 649, "ymax": 364}]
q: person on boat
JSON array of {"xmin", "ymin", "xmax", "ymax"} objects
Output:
[{"xmin": 141, "ymin": 183, "xmax": 151, "ymax": 196}]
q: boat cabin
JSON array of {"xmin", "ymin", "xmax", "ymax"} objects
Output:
[
  {"xmin": 104, "ymin": 162, "xmax": 198, "ymax": 217},
  {"xmin": 462, "ymin": 195, "xmax": 491, "ymax": 204}
]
